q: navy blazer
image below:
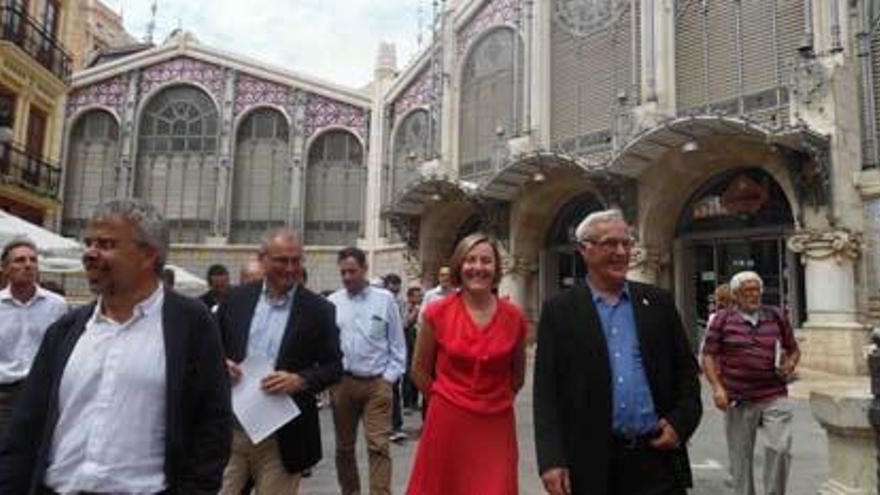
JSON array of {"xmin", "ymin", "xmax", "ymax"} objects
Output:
[
  {"xmin": 0, "ymin": 289, "xmax": 233, "ymax": 495},
  {"xmin": 216, "ymin": 282, "xmax": 342, "ymax": 473},
  {"xmin": 533, "ymin": 281, "xmax": 702, "ymax": 494}
]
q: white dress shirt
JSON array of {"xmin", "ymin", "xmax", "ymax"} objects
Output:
[
  {"xmin": 46, "ymin": 286, "xmax": 168, "ymax": 494},
  {"xmin": 0, "ymin": 285, "xmax": 67, "ymax": 384},
  {"xmin": 329, "ymin": 286, "xmax": 406, "ymax": 383}
]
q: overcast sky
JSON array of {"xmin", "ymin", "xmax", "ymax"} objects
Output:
[{"xmin": 103, "ymin": 0, "xmax": 427, "ymax": 88}]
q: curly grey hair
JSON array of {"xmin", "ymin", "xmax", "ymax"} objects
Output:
[{"xmin": 91, "ymin": 199, "xmax": 169, "ymax": 273}]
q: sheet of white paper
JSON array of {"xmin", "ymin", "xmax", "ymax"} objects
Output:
[{"xmin": 232, "ymin": 354, "xmax": 301, "ymax": 444}]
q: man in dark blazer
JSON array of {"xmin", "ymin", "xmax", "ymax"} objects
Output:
[
  {"xmin": 534, "ymin": 209, "xmax": 702, "ymax": 495},
  {"xmin": 217, "ymin": 229, "xmax": 342, "ymax": 494},
  {"xmin": 0, "ymin": 198, "xmax": 232, "ymax": 494}
]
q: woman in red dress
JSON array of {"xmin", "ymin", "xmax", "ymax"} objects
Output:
[{"xmin": 407, "ymin": 233, "xmax": 527, "ymax": 495}]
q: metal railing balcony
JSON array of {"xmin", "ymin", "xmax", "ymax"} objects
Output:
[
  {"xmin": 0, "ymin": 5, "xmax": 71, "ymax": 83},
  {"xmin": 0, "ymin": 141, "xmax": 61, "ymax": 200}
]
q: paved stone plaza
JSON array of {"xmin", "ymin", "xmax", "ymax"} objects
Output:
[{"xmin": 299, "ymin": 352, "xmax": 835, "ymax": 494}]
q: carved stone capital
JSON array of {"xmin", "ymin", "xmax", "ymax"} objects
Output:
[
  {"xmin": 787, "ymin": 229, "xmax": 863, "ymax": 263},
  {"xmin": 501, "ymin": 253, "xmax": 535, "ymax": 276},
  {"xmin": 628, "ymin": 244, "xmax": 665, "ymax": 272}
]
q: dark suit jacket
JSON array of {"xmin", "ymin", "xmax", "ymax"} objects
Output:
[
  {"xmin": 533, "ymin": 281, "xmax": 702, "ymax": 494},
  {"xmin": 0, "ymin": 289, "xmax": 233, "ymax": 495},
  {"xmin": 217, "ymin": 282, "xmax": 342, "ymax": 473}
]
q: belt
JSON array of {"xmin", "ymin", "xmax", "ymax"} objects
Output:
[
  {"xmin": 0, "ymin": 380, "xmax": 22, "ymax": 390},
  {"xmin": 343, "ymin": 371, "xmax": 381, "ymax": 381},
  {"xmin": 612, "ymin": 430, "xmax": 661, "ymax": 450}
]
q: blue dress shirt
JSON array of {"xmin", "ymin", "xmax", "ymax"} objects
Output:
[
  {"xmin": 590, "ymin": 281, "xmax": 658, "ymax": 436},
  {"xmin": 247, "ymin": 283, "xmax": 295, "ymax": 362},
  {"xmin": 328, "ymin": 286, "xmax": 406, "ymax": 383}
]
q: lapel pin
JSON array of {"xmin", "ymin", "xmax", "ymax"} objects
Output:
[{"xmin": 642, "ymin": 298, "xmax": 649, "ymax": 306}]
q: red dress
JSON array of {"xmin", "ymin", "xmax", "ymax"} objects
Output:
[{"xmin": 406, "ymin": 293, "xmax": 527, "ymax": 495}]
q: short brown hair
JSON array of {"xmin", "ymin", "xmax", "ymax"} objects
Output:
[
  {"xmin": 1, "ymin": 236, "xmax": 37, "ymax": 266},
  {"xmin": 448, "ymin": 232, "xmax": 503, "ymax": 287}
]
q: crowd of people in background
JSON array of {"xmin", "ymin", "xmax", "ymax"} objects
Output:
[{"xmin": 0, "ymin": 198, "xmax": 803, "ymax": 495}]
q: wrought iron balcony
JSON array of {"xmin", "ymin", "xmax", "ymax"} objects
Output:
[
  {"xmin": 0, "ymin": 5, "xmax": 71, "ymax": 82},
  {"xmin": 0, "ymin": 141, "xmax": 61, "ymax": 200}
]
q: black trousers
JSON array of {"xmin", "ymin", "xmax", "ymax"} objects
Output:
[{"xmin": 609, "ymin": 439, "xmax": 687, "ymax": 495}]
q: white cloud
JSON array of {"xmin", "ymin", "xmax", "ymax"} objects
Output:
[{"xmin": 103, "ymin": 0, "xmax": 429, "ymax": 87}]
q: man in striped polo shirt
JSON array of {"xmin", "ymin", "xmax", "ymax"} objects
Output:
[{"xmin": 703, "ymin": 270, "xmax": 800, "ymax": 495}]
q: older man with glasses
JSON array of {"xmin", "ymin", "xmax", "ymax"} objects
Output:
[
  {"xmin": 702, "ymin": 270, "xmax": 800, "ymax": 495},
  {"xmin": 533, "ymin": 209, "xmax": 702, "ymax": 495}
]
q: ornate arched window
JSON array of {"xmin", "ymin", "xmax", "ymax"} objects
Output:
[
  {"xmin": 391, "ymin": 109, "xmax": 429, "ymax": 198},
  {"xmin": 459, "ymin": 27, "xmax": 523, "ymax": 179},
  {"xmin": 136, "ymin": 85, "xmax": 220, "ymax": 242},
  {"xmin": 62, "ymin": 110, "xmax": 121, "ymax": 238},
  {"xmin": 231, "ymin": 108, "xmax": 291, "ymax": 243},
  {"xmin": 304, "ymin": 130, "xmax": 365, "ymax": 245}
]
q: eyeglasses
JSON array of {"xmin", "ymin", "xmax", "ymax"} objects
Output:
[
  {"xmin": 269, "ymin": 256, "xmax": 302, "ymax": 266},
  {"xmin": 583, "ymin": 237, "xmax": 635, "ymax": 250}
]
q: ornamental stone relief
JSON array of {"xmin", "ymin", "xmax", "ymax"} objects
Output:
[
  {"xmin": 787, "ymin": 229, "xmax": 863, "ymax": 263},
  {"xmin": 553, "ymin": 0, "xmax": 629, "ymax": 38}
]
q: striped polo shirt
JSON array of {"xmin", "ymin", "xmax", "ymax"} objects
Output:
[{"xmin": 702, "ymin": 306, "xmax": 798, "ymax": 403}]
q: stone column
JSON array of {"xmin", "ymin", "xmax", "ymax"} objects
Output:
[
  {"xmin": 627, "ymin": 244, "xmax": 662, "ymax": 284},
  {"xmin": 118, "ymin": 71, "xmax": 140, "ymax": 198},
  {"xmin": 789, "ymin": 229, "xmax": 868, "ymax": 374},
  {"xmin": 207, "ymin": 68, "xmax": 236, "ymax": 244},
  {"xmin": 499, "ymin": 253, "xmax": 534, "ymax": 311}
]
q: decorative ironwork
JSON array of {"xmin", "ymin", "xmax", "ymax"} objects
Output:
[
  {"xmin": 473, "ymin": 198, "xmax": 511, "ymax": 249},
  {"xmin": 392, "ymin": 109, "xmax": 430, "ymax": 197},
  {"xmin": 386, "ymin": 211, "xmax": 421, "ymax": 252},
  {"xmin": 136, "ymin": 85, "xmax": 221, "ymax": 242},
  {"xmin": 231, "ymin": 108, "xmax": 292, "ymax": 243},
  {"xmin": 553, "ymin": 0, "xmax": 629, "ymax": 38},
  {"xmin": 0, "ymin": 5, "xmax": 72, "ymax": 82},
  {"xmin": 593, "ymin": 172, "xmax": 637, "ymax": 223},
  {"xmin": 0, "ymin": 141, "xmax": 61, "ymax": 200},
  {"xmin": 67, "ymin": 74, "xmax": 128, "ymax": 119},
  {"xmin": 63, "ymin": 110, "xmax": 121, "ymax": 238},
  {"xmin": 139, "ymin": 57, "xmax": 226, "ymax": 103},
  {"xmin": 787, "ymin": 229, "xmax": 863, "ymax": 263},
  {"xmin": 778, "ymin": 131, "xmax": 830, "ymax": 214},
  {"xmin": 304, "ymin": 130, "xmax": 366, "ymax": 245}
]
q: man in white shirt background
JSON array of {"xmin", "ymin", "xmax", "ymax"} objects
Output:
[
  {"xmin": 419, "ymin": 265, "xmax": 455, "ymax": 318},
  {"xmin": 0, "ymin": 198, "xmax": 232, "ymax": 494},
  {"xmin": 329, "ymin": 247, "xmax": 406, "ymax": 495},
  {"xmin": 0, "ymin": 237, "xmax": 67, "ymax": 436}
]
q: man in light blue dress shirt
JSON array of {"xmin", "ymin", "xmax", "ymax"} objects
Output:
[{"xmin": 328, "ymin": 247, "xmax": 406, "ymax": 495}]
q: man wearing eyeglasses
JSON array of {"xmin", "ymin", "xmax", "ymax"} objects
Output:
[
  {"xmin": 534, "ymin": 209, "xmax": 702, "ymax": 495},
  {"xmin": 216, "ymin": 229, "xmax": 342, "ymax": 494}
]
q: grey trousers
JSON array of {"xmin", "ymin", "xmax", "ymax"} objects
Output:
[
  {"xmin": 724, "ymin": 397, "xmax": 793, "ymax": 495},
  {"xmin": 0, "ymin": 384, "xmax": 22, "ymax": 439}
]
